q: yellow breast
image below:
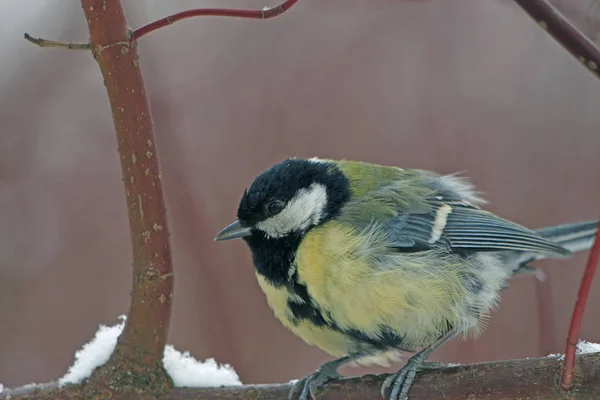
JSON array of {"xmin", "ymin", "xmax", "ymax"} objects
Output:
[
  {"xmin": 294, "ymin": 221, "xmax": 469, "ymax": 349},
  {"xmin": 255, "ymin": 274, "xmax": 351, "ymax": 357},
  {"xmin": 255, "ymin": 219, "xmax": 481, "ymax": 361}
]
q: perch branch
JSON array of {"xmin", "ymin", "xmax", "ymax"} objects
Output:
[
  {"xmin": 513, "ymin": 0, "xmax": 600, "ymax": 79},
  {"xmin": 562, "ymin": 220, "xmax": 600, "ymax": 391},
  {"xmin": 80, "ymin": 0, "xmax": 174, "ymax": 384},
  {"xmin": 3, "ymin": 353, "xmax": 600, "ymax": 399},
  {"xmin": 132, "ymin": 0, "xmax": 299, "ymax": 40}
]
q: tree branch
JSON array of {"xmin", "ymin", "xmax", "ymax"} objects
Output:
[
  {"xmin": 24, "ymin": 0, "xmax": 299, "ymax": 50},
  {"xmin": 131, "ymin": 0, "xmax": 299, "ymax": 40},
  {"xmin": 562, "ymin": 220, "xmax": 600, "ymax": 390},
  {"xmin": 14, "ymin": 1, "xmax": 600, "ymax": 399},
  {"xmin": 513, "ymin": 0, "xmax": 600, "ymax": 79},
  {"xmin": 17, "ymin": 0, "xmax": 301, "ymax": 397},
  {"xmin": 79, "ymin": 0, "xmax": 174, "ymax": 386},
  {"xmin": 3, "ymin": 353, "xmax": 600, "ymax": 399},
  {"xmin": 23, "ymin": 33, "xmax": 91, "ymax": 50},
  {"xmin": 512, "ymin": 0, "xmax": 600, "ymax": 392}
]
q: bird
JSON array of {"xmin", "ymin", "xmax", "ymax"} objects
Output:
[{"xmin": 214, "ymin": 157, "xmax": 598, "ymax": 400}]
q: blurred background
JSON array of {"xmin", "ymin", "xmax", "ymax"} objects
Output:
[{"xmin": 1, "ymin": 0, "xmax": 599, "ymax": 388}]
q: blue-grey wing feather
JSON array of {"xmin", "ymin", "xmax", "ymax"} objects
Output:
[{"xmin": 382, "ymin": 201, "xmax": 570, "ymax": 256}]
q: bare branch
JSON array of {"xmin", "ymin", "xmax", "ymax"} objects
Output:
[
  {"xmin": 562, "ymin": 220, "xmax": 600, "ymax": 390},
  {"xmin": 16, "ymin": 1, "xmax": 600, "ymax": 399},
  {"xmin": 3, "ymin": 353, "xmax": 600, "ymax": 399},
  {"xmin": 23, "ymin": 33, "xmax": 91, "ymax": 50},
  {"xmin": 132, "ymin": 0, "xmax": 300, "ymax": 40},
  {"xmin": 79, "ymin": 0, "xmax": 174, "ymax": 384},
  {"xmin": 513, "ymin": 0, "xmax": 600, "ymax": 79},
  {"xmin": 512, "ymin": 0, "xmax": 600, "ymax": 391}
]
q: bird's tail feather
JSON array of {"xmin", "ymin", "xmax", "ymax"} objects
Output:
[
  {"xmin": 508, "ymin": 220, "xmax": 598, "ymax": 278},
  {"xmin": 535, "ymin": 220, "xmax": 598, "ymax": 254}
]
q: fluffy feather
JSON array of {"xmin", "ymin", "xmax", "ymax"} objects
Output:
[{"xmin": 217, "ymin": 158, "xmax": 597, "ymax": 396}]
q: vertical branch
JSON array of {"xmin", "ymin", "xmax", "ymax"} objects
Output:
[
  {"xmin": 81, "ymin": 0, "xmax": 174, "ymax": 368},
  {"xmin": 512, "ymin": 0, "xmax": 600, "ymax": 389},
  {"xmin": 561, "ymin": 220, "xmax": 600, "ymax": 391}
]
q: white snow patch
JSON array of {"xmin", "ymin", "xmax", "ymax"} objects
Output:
[
  {"xmin": 59, "ymin": 315, "xmax": 241, "ymax": 388},
  {"xmin": 59, "ymin": 316, "xmax": 126, "ymax": 385},
  {"xmin": 576, "ymin": 340, "xmax": 600, "ymax": 355},
  {"xmin": 547, "ymin": 340, "xmax": 600, "ymax": 360},
  {"xmin": 20, "ymin": 383, "xmax": 42, "ymax": 391},
  {"xmin": 163, "ymin": 345, "xmax": 241, "ymax": 387}
]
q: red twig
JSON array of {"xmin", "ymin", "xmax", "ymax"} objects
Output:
[
  {"xmin": 513, "ymin": 0, "xmax": 600, "ymax": 79},
  {"xmin": 561, "ymin": 220, "xmax": 600, "ymax": 391},
  {"xmin": 132, "ymin": 0, "xmax": 300, "ymax": 40},
  {"xmin": 513, "ymin": 1, "xmax": 600, "ymax": 388}
]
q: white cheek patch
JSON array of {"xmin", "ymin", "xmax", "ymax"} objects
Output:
[{"xmin": 256, "ymin": 183, "xmax": 328, "ymax": 238}]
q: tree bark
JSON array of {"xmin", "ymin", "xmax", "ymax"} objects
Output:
[{"xmin": 3, "ymin": 353, "xmax": 599, "ymax": 399}]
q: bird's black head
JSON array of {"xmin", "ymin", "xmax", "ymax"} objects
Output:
[
  {"xmin": 237, "ymin": 158, "xmax": 350, "ymax": 238},
  {"xmin": 215, "ymin": 158, "xmax": 351, "ymax": 284}
]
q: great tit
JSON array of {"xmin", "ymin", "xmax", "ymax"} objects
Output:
[{"xmin": 215, "ymin": 158, "xmax": 598, "ymax": 400}]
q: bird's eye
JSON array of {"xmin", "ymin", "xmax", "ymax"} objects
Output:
[{"xmin": 266, "ymin": 200, "xmax": 284, "ymax": 216}]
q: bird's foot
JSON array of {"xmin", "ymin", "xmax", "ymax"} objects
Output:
[
  {"xmin": 290, "ymin": 359, "xmax": 345, "ymax": 400},
  {"xmin": 380, "ymin": 355, "xmax": 428, "ymax": 400},
  {"xmin": 381, "ymin": 332, "xmax": 457, "ymax": 399}
]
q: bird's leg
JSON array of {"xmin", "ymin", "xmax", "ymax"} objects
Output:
[
  {"xmin": 290, "ymin": 355, "xmax": 357, "ymax": 400},
  {"xmin": 381, "ymin": 332, "xmax": 457, "ymax": 400}
]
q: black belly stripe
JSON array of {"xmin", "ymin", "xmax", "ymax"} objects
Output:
[
  {"xmin": 286, "ymin": 280, "xmax": 329, "ymax": 326},
  {"xmin": 286, "ymin": 272, "xmax": 414, "ymax": 351}
]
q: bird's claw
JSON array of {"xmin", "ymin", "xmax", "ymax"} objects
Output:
[
  {"xmin": 290, "ymin": 363, "xmax": 342, "ymax": 400},
  {"xmin": 380, "ymin": 358, "xmax": 424, "ymax": 400}
]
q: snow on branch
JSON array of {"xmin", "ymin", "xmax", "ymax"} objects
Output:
[{"xmin": 57, "ymin": 316, "xmax": 240, "ymax": 388}]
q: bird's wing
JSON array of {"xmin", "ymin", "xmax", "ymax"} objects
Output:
[{"xmin": 380, "ymin": 199, "xmax": 571, "ymax": 256}]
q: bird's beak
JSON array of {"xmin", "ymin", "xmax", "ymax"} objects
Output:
[{"xmin": 214, "ymin": 220, "xmax": 253, "ymax": 241}]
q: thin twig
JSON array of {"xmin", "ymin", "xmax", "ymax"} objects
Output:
[
  {"xmin": 513, "ymin": 0, "xmax": 600, "ymax": 79},
  {"xmin": 132, "ymin": 0, "xmax": 299, "ymax": 40},
  {"xmin": 561, "ymin": 219, "xmax": 600, "ymax": 391},
  {"xmin": 23, "ymin": 33, "xmax": 91, "ymax": 50}
]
